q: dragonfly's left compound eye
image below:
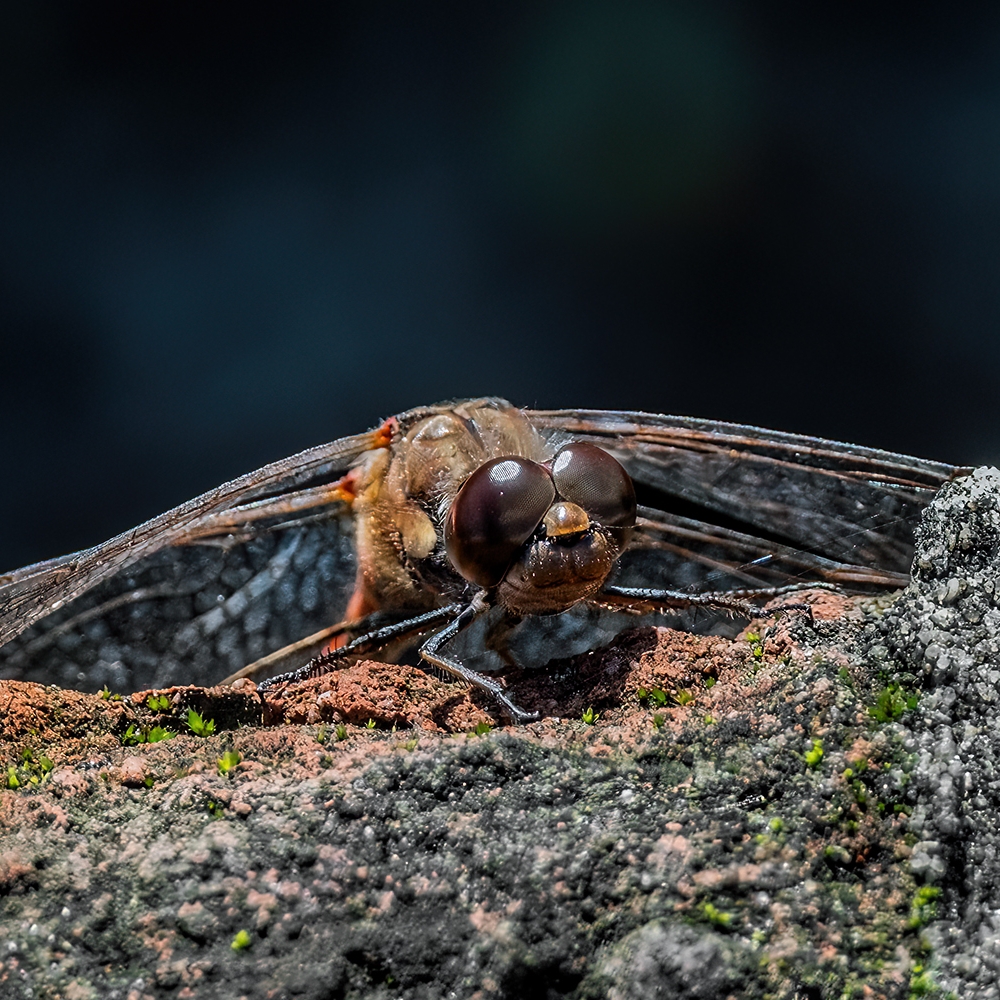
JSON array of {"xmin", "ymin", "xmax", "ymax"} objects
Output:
[
  {"xmin": 551, "ymin": 442, "xmax": 636, "ymax": 529},
  {"xmin": 446, "ymin": 457, "xmax": 556, "ymax": 588}
]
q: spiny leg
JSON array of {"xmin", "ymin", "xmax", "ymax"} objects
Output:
[
  {"xmin": 225, "ymin": 618, "xmax": 365, "ymax": 686},
  {"xmin": 594, "ymin": 584, "xmax": 814, "ymax": 621},
  {"xmin": 256, "ymin": 604, "xmax": 464, "ymax": 691},
  {"xmin": 420, "ymin": 603, "xmax": 539, "ymax": 724},
  {"xmin": 224, "ymin": 608, "xmax": 422, "ymax": 686},
  {"xmin": 702, "ymin": 580, "xmax": 840, "ymax": 608}
]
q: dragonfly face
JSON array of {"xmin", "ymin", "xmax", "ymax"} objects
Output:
[
  {"xmin": 347, "ymin": 400, "xmax": 637, "ymax": 622},
  {"xmin": 0, "ymin": 397, "xmax": 969, "ymax": 708},
  {"xmin": 447, "ymin": 443, "xmax": 637, "ymax": 616}
]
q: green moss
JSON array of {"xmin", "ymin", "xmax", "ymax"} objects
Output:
[
  {"xmin": 187, "ymin": 709, "xmax": 216, "ymax": 737},
  {"xmin": 6, "ymin": 747, "xmax": 55, "ymax": 789},
  {"xmin": 637, "ymin": 687, "xmax": 669, "ymax": 707},
  {"xmin": 217, "ymin": 750, "xmax": 242, "ymax": 776},
  {"xmin": 805, "ymin": 739, "xmax": 824, "ymax": 769},
  {"xmin": 869, "ymin": 684, "xmax": 919, "ymax": 724},
  {"xmin": 908, "ymin": 963, "xmax": 946, "ymax": 998},
  {"xmin": 231, "ymin": 929, "xmax": 252, "ymax": 952},
  {"xmin": 121, "ymin": 724, "xmax": 177, "ymax": 747},
  {"xmin": 907, "ymin": 886, "xmax": 941, "ymax": 930},
  {"xmin": 697, "ymin": 900, "xmax": 733, "ymax": 929}
]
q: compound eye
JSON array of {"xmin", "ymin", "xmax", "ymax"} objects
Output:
[
  {"xmin": 551, "ymin": 443, "xmax": 637, "ymax": 528},
  {"xmin": 446, "ymin": 457, "xmax": 556, "ymax": 588}
]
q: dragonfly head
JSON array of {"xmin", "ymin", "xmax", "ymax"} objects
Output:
[{"xmin": 445, "ymin": 443, "xmax": 636, "ymax": 615}]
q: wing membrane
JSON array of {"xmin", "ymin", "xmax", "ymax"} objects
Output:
[
  {"xmin": 0, "ymin": 428, "xmax": 378, "ymax": 647},
  {"xmin": 0, "ymin": 402, "xmax": 971, "ymax": 693},
  {"xmin": 2, "ymin": 520, "xmax": 358, "ymax": 690},
  {"xmin": 526, "ymin": 408, "xmax": 969, "ymax": 590},
  {"xmin": 0, "ymin": 400, "xmax": 507, "ymax": 689}
]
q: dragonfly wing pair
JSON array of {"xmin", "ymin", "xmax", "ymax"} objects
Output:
[{"xmin": 0, "ymin": 400, "xmax": 968, "ymax": 695}]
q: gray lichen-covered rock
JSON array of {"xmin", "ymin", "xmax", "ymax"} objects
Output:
[
  {"xmin": 872, "ymin": 466, "xmax": 1000, "ymax": 998},
  {"xmin": 7, "ymin": 469, "xmax": 1000, "ymax": 999},
  {"xmin": 596, "ymin": 920, "xmax": 755, "ymax": 999}
]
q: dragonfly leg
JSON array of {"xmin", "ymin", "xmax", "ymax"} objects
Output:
[
  {"xmin": 707, "ymin": 581, "xmax": 839, "ymax": 610},
  {"xmin": 594, "ymin": 584, "xmax": 814, "ymax": 622},
  {"xmin": 420, "ymin": 602, "xmax": 540, "ymax": 724},
  {"xmin": 694, "ymin": 583, "xmax": 822, "ymax": 620},
  {"xmin": 256, "ymin": 604, "xmax": 464, "ymax": 691},
  {"xmin": 225, "ymin": 609, "xmax": 423, "ymax": 686}
]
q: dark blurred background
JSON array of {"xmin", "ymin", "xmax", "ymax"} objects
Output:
[{"xmin": 2, "ymin": 2, "xmax": 999, "ymax": 570}]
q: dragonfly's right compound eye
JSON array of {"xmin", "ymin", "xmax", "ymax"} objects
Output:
[
  {"xmin": 446, "ymin": 457, "xmax": 556, "ymax": 588},
  {"xmin": 551, "ymin": 442, "xmax": 636, "ymax": 529}
]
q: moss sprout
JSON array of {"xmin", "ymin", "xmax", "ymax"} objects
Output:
[
  {"xmin": 869, "ymin": 684, "xmax": 919, "ymax": 724},
  {"xmin": 805, "ymin": 739, "xmax": 824, "ymax": 769},
  {"xmin": 121, "ymin": 724, "xmax": 176, "ymax": 747},
  {"xmin": 186, "ymin": 709, "xmax": 216, "ymax": 737},
  {"xmin": 217, "ymin": 750, "xmax": 242, "ymax": 776},
  {"xmin": 698, "ymin": 901, "xmax": 733, "ymax": 929}
]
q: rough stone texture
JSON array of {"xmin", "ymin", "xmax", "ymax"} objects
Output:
[
  {"xmin": 9, "ymin": 470, "xmax": 1000, "ymax": 998},
  {"xmin": 868, "ymin": 466, "xmax": 1000, "ymax": 998}
]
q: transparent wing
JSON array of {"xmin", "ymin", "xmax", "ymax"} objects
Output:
[
  {"xmin": 0, "ymin": 402, "xmax": 971, "ymax": 695},
  {"xmin": 0, "ymin": 427, "xmax": 384, "ymax": 690},
  {"xmin": 525, "ymin": 408, "xmax": 970, "ymax": 593}
]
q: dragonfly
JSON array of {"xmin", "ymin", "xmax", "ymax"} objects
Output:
[{"xmin": 0, "ymin": 398, "xmax": 969, "ymax": 719}]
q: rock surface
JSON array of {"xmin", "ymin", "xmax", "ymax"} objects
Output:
[
  {"xmin": 870, "ymin": 466, "xmax": 1000, "ymax": 998},
  {"xmin": 4, "ymin": 471, "xmax": 1000, "ymax": 999}
]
